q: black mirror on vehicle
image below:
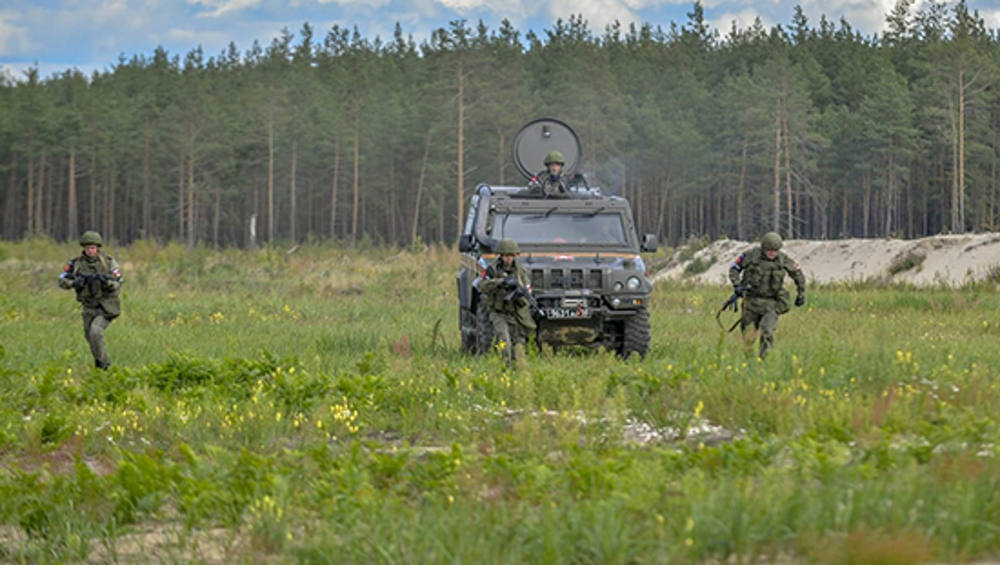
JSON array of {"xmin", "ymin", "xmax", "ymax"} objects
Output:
[
  {"xmin": 458, "ymin": 234, "xmax": 476, "ymax": 252},
  {"xmin": 641, "ymin": 233, "xmax": 658, "ymax": 253}
]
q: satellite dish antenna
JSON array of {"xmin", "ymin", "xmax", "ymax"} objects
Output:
[{"xmin": 512, "ymin": 118, "xmax": 582, "ymax": 180}]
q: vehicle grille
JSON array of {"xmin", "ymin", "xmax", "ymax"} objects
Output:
[{"xmin": 531, "ymin": 268, "xmax": 603, "ymax": 290}]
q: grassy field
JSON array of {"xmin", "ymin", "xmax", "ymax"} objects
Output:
[{"xmin": 2, "ymin": 239, "xmax": 1000, "ymax": 563}]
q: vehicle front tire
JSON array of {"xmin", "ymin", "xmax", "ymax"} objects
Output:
[{"xmin": 619, "ymin": 307, "xmax": 650, "ymax": 359}]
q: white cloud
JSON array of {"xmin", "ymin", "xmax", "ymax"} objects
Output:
[
  {"xmin": 547, "ymin": 0, "xmax": 641, "ymax": 30},
  {"xmin": 982, "ymin": 9, "xmax": 1000, "ymax": 30},
  {"xmin": 313, "ymin": 0, "xmax": 393, "ymax": 6},
  {"xmin": 709, "ymin": 9, "xmax": 770, "ymax": 34},
  {"xmin": 0, "ymin": 61, "xmax": 104, "ymax": 81},
  {"xmin": 0, "ymin": 13, "xmax": 35, "ymax": 56},
  {"xmin": 622, "ymin": 0, "xmax": 691, "ymax": 8},
  {"xmin": 189, "ymin": 0, "xmax": 262, "ymax": 18},
  {"xmin": 159, "ymin": 28, "xmax": 232, "ymax": 45}
]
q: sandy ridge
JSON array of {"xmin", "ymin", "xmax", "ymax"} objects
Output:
[{"xmin": 654, "ymin": 233, "xmax": 1000, "ymax": 287}]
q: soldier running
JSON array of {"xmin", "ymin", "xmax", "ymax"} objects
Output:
[
  {"xmin": 58, "ymin": 231, "xmax": 123, "ymax": 370},
  {"xmin": 728, "ymin": 232, "xmax": 805, "ymax": 358}
]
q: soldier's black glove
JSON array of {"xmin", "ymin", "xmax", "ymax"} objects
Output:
[
  {"xmin": 72, "ymin": 277, "xmax": 85, "ymax": 290},
  {"xmin": 502, "ymin": 277, "xmax": 518, "ymax": 290},
  {"xmin": 733, "ymin": 284, "xmax": 745, "ymax": 297},
  {"xmin": 795, "ymin": 293, "xmax": 805, "ymax": 307}
]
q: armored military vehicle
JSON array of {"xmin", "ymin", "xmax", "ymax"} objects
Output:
[{"xmin": 457, "ymin": 118, "xmax": 657, "ymax": 358}]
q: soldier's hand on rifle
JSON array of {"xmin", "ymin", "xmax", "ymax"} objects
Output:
[
  {"xmin": 502, "ymin": 277, "xmax": 518, "ymax": 290},
  {"xmin": 72, "ymin": 276, "xmax": 85, "ymax": 290},
  {"xmin": 795, "ymin": 293, "xmax": 805, "ymax": 307},
  {"xmin": 732, "ymin": 283, "xmax": 746, "ymax": 297}
]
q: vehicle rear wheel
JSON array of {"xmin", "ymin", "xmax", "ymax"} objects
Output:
[
  {"xmin": 475, "ymin": 301, "xmax": 495, "ymax": 355},
  {"xmin": 619, "ymin": 307, "xmax": 650, "ymax": 359}
]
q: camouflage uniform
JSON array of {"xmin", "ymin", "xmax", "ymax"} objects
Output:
[
  {"xmin": 728, "ymin": 232, "xmax": 805, "ymax": 358},
  {"xmin": 525, "ymin": 171, "xmax": 569, "ymax": 198},
  {"xmin": 58, "ymin": 231, "xmax": 123, "ymax": 369},
  {"xmin": 518, "ymin": 150, "xmax": 569, "ymax": 198},
  {"xmin": 478, "ymin": 239, "xmax": 536, "ymax": 368}
]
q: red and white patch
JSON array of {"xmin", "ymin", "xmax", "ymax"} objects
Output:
[{"xmin": 63, "ymin": 263, "xmax": 72, "ymax": 272}]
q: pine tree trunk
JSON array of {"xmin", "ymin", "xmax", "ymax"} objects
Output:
[
  {"xmin": 68, "ymin": 146, "xmax": 78, "ymax": 239},
  {"xmin": 958, "ymin": 66, "xmax": 966, "ymax": 232},
  {"xmin": 773, "ymin": 111, "xmax": 782, "ymax": 233},
  {"xmin": 783, "ymin": 117, "xmax": 792, "ymax": 238},
  {"xmin": 108, "ymin": 164, "xmax": 116, "ymax": 243},
  {"xmin": 213, "ymin": 178, "xmax": 221, "ymax": 247},
  {"xmin": 412, "ymin": 130, "xmax": 432, "ymax": 245},
  {"xmin": 330, "ymin": 139, "xmax": 340, "ymax": 239},
  {"xmin": 143, "ymin": 120, "xmax": 151, "ymax": 238},
  {"xmin": 26, "ymin": 150, "xmax": 34, "ymax": 235},
  {"xmin": 187, "ymin": 154, "xmax": 195, "ymax": 247},
  {"xmin": 949, "ymin": 96, "xmax": 959, "ymax": 232},
  {"xmin": 456, "ymin": 59, "xmax": 465, "ymax": 243},
  {"xmin": 497, "ymin": 126, "xmax": 505, "ymax": 186},
  {"xmin": 290, "ymin": 140, "xmax": 297, "ymax": 243},
  {"xmin": 885, "ymin": 145, "xmax": 895, "ymax": 236},
  {"xmin": 862, "ymin": 172, "xmax": 871, "ymax": 238},
  {"xmin": 268, "ymin": 108, "xmax": 275, "ymax": 242},
  {"xmin": 178, "ymin": 154, "xmax": 185, "ymax": 241},
  {"xmin": 4, "ymin": 156, "xmax": 17, "ymax": 238},
  {"xmin": 88, "ymin": 147, "xmax": 96, "ymax": 232},
  {"xmin": 36, "ymin": 147, "xmax": 47, "ymax": 235},
  {"xmin": 737, "ymin": 136, "xmax": 747, "ymax": 240},
  {"xmin": 351, "ymin": 117, "xmax": 361, "ymax": 245}
]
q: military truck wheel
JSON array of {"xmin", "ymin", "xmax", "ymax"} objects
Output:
[
  {"xmin": 475, "ymin": 301, "xmax": 495, "ymax": 355},
  {"xmin": 460, "ymin": 308, "xmax": 478, "ymax": 353},
  {"xmin": 619, "ymin": 307, "xmax": 650, "ymax": 359}
]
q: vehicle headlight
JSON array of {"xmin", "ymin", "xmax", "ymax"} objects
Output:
[
  {"xmin": 611, "ymin": 297, "xmax": 622, "ymax": 307},
  {"xmin": 613, "ymin": 281, "xmax": 624, "ymax": 292},
  {"xmin": 626, "ymin": 276, "xmax": 641, "ymax": 291}
]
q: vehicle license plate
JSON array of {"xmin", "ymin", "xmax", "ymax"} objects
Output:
[{"xmin": 544, "ymin": 307, "xmax": 590, "ymax": 319}]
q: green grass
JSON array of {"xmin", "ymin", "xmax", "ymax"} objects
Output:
[{"xmin": 2, "ymin": 239, "xmax": 1000, "ymax": 563}]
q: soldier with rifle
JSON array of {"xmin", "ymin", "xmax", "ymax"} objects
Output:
[
  {"xmin": 725, "ymin": 232, "xmax": 805, "ymax": 359},
  {"xmin": 478, "ymin": 238, "xmax": 537, "ymax": 369},
  {"xmin": 519, "ymin": 150, "xmax": 570, "ymax": 198},
  {"xmin": 58, "ymin": 231, "xmax": 123, "ymax": 370}
]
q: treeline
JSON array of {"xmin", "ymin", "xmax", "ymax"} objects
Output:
[{"xmin": 1, "ymin": 0, "xmax": 998, "ymax": 247}]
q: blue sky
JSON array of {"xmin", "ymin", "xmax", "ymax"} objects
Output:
[{"xmin": 2, "ymin": 0, "xmax": 999, "ymax": 80}]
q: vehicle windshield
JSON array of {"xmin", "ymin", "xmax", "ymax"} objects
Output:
[{"xmin": 495, "ymin": 212, "xmax": 629, "ymax": 246}]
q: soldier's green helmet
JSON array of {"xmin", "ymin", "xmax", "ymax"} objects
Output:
[
  {"xmin": 80, "ymin": 231, "xmax": 103, "ymax": 247},
  {"xmin": 496, "ymin": 238, "xmax": 520, "ymax": 255},
  {"xmin": 761, "ymin": 232, "xmax": 783, "ymax": 251},
  {"xmin": 543, "ymin": 150, "xmax": 565, "ymax": 166}
]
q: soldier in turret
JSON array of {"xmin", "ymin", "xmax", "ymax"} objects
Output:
[
  {"xmin": 58, "ymin": 231, "xmax": 123, "ymax": 370},
  {"xmin": 519, "ymin": 150, "xmax": 569, "ymax": 198},
  {"xmin": 728, "ymin": 232, "xmax": 805, "ymax": 358}
]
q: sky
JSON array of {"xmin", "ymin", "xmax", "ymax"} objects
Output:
[{"xmin": 1, "ymin": 0, "xmax": 999, "ymax": 80}]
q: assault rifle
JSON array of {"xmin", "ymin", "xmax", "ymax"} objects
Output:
[
  {"xmin": 502, "ymin": 277, "xmax": 540, "ymax": 315},
  {"xmin": 716, "ymin": 282, "xmax": 749, "ymax": 332},
  {"xmin": 72, "ymin": 273, "xmax": 113, "ymax": 295}
]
